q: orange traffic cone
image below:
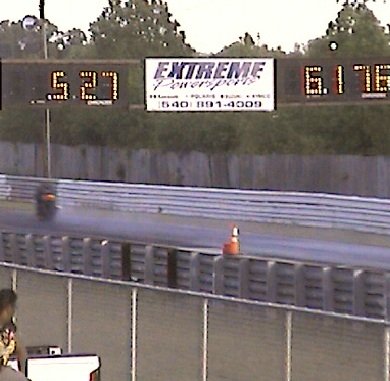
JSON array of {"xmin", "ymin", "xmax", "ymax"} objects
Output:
[{"xmin": 222, "ymin": 225, "xmax": 240, "ymax": 255}]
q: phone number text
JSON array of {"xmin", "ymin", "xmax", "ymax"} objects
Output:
[{"xmin": 156, "ymin": 100, "xmax": 263, "ymax": 109}]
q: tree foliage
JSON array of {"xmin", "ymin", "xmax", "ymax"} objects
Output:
[
  {"xmin": 307, "ymin": 1, "xmax": 390, "ymax": 57},
  {"xmin": 216, "ymin": 32, "xmax": 286, "ymax": 58},
  {"xmin": 0, "ymin": 18, "xmax": 92, "ymax": 59},
  {"xmin": 88, "ymin": 0, "xmax": 195, "ymax": 59}
]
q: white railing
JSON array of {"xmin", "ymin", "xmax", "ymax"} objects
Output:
[
  {"xmin": 2, "ymin": 175, "xmax": 390, "ymax": 235},
  {"xmin": 0, "ymin": 174, "xmax": 11, "ymax": 200}
]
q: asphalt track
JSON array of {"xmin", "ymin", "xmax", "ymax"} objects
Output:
[{"xmin": 1, "ymin": 203, "xmax": 390, "ymax": 270}]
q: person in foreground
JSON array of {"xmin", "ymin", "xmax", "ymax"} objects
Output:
[{"xmin": 0, "ymin": 289, "xmax": 28, "ymax": 381}]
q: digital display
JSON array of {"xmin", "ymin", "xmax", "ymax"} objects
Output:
[
  {"xmin": 1, "ymin": 60, "xmax": 129, "ymax": 108},
  {"xmin": 47, "ymin": 70, "xmax": 119, "ymax": 103},
  {"xmin": 277, "ymin": 58, "xmax": 390, "ymax": 105}
]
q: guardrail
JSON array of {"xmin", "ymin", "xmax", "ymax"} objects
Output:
[
  {"xmin": 0, "ymin": 175, "xmax": 10, "ymax": 200},
  {"xmin": 1, "ymin": 230, "xmax": 389, "ymax": 321},
  {"xmin": 2, "ymin": 174, "xmax": 390, "ymax": 235}
]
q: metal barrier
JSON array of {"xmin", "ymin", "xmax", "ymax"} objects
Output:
[
  {"xmin": 1, "ymin": 230, "xmax": 389, "ymax": 321},
  {"xmin": 4, "ymin": 175, "xmax": 55, "ymax": 201},
  {"xmin": 2, "ymin": 174, "xmax": 390, "ymax": 235},
  {"xmin": 0, "ymin": 262, "xmax": 388, "ymax": 381},
  {"xmin": 0, "ymin": 175, "xmax": 10, "ymax": 200}
]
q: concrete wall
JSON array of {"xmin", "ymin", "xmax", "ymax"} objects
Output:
[{"xmin": 0, "ymin": 142, "xmax": 389, "ymax": 197}]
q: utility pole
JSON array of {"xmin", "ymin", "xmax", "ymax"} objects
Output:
[{"xmin": 40, "ymin": 0, "xmax": 52, "ymax": 178}]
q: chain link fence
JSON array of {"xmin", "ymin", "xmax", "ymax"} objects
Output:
[{"xmin": 0, "ymin": 263, "xmax": 388, "ymax": 381}]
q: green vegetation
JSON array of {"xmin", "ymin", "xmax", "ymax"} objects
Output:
[{"xmin": 1, "ymin": 0, "xmax": 390, "ymax": 154}]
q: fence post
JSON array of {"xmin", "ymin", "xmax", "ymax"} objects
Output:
[
  {"xmin": 202, "ymin": 298, "xmax": 209, "ymax": 381},
  {"xmin": 11, "ymin": 269, "xmax": 17, "ymax": 291},
  {"xmin": 67, "ymin": 278, "xmax": 72, "ymax": 354},
  {"xmin": 131, "ymin": 288, "xmax": 138, "ymax": 381},
  {"xmin": 286, "ymin": 310, "xmax": 292, "ymax": 381},
  {"xmin": 385, "ymin": 327, "xmax": 390, "ymax": 381}
]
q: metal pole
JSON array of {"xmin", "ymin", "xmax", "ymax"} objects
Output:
[
  {"xmin": 11, "ymin": 269, "xmax": 17, "ymax": 291},
  {"xmin": 202, "ymin": 299, "xmax": 209, "ymax": 381},
  {"xmin": 43, "ymin": 18, "xmax": 48, "ymax": 60},
  {"xmin": 67, "ymin": 278, "xmax": 73, "ymax": 354},
  {"xmin": 131, "ymin": 288, "xmax": 138, "ymax": 381},
  {"xmin": 385, "ymin": 327, "xmax": 390, "ymax": 381},
  {"xmin": 285, "ymin": 310, "xmax": 292, "ymax": 381},
  {"xmin": 42, "ymin": 1, "xmax": 52, "ymax": 178}
]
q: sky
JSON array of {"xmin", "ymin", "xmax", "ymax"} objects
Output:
[{"xmin": 2, "ymin": 0, "xmax": 390, "ymax": 53}]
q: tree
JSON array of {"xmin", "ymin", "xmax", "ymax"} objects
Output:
[
  {"xmin": 216, "ymin": 32, "xmax": 286, "ymax": 58},
  {"xmin": 0, "ymin": 17, "xmax": 70, "ymax": 59},
  {"xmin": 54, "ymin": 28, "xmax": 96, "ymax": 59},
  {"xmin": 88, "ymin": 0, "xmax": 195, "ymax": 59},
  {"xmin": 0, "ymin": 19, "xmax": 43, "ymax": 58},
  {"xmin": 307, "ymin": 1, "xmax": 390, "ymax": 57},
  {"xmin": 336, "ymin": 0, "xmax": 386, "ymax": 4}
]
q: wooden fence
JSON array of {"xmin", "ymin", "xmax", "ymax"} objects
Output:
[{"xmin": 0, "ymin": 142, "xmax": 389, "ymax": 197}]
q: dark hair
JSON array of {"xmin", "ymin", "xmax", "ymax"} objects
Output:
[{"xmin": 0, "ymin": 289, "xmax": 17, "ymax": 312}]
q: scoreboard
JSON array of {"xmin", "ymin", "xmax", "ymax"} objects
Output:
[
  {"xmin": 1, "ymin": 60, "xmax": 130, "ymax": 108},
  {"xmin": 1, "ymin": 58, "xmax": 390, "ymax": 109},
  {"xmin": 277, "ymin": 57, "xmax": 390, "ymax": 105}
]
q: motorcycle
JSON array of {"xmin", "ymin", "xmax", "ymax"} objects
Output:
[{"xmin": 35, "ymin": 185, "xmax": 58, "ymax": 221}]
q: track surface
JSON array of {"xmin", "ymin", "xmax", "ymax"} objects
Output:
[{"xmin": 1, "ymin": 204, "xmax": 390, "ymax": 269}]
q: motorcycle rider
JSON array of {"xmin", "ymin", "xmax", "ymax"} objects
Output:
[
  {"xmin": 0, "ymin": 289, "xmax": 28, "ymax": 381},
  {"xmin": 35, "ymin": 183, "xmax": 51, "ymax": 205},
  {"xmin": 35, "ymin": 183, "xmax": 56, "ymax": 220}
]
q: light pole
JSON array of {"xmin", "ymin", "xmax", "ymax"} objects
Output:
[{"xmin": 40, "ymin": 0, "xmax": 52, "ymax": 178}]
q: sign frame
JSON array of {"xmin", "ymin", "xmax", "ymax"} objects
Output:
[{"xmin": 145, "ymin": 57, "xmax": 276, "ymax": 112}]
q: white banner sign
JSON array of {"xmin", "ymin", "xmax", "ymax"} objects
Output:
[{"xmin": 145, "ymin": 58, "xmax": 275, "ymax": 112}]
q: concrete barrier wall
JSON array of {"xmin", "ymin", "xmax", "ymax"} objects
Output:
[
  {"xmin": 0, "ymin": 142, "xmax": 390, "ymax": 197},
  {"xmin": 1, "ymin": 232, "xmax": 389, "ymax": 320}
]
